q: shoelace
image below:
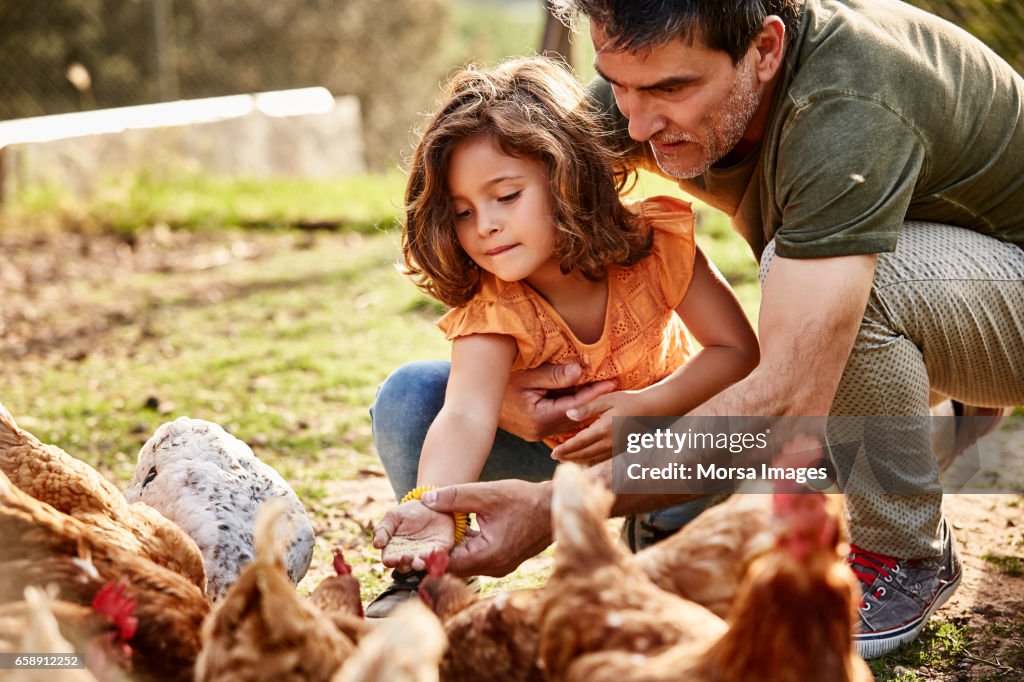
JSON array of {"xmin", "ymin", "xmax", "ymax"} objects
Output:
[{"xmin": 848, "ymin": 544, "xmax": 900, "ymax": 608}]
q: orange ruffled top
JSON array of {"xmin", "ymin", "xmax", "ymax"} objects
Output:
[{"xmin": 437, "ymin": 196, "xmax": 698, "ymax": 446}]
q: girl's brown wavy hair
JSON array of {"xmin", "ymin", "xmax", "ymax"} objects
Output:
[{"xmin": 402, "ymin": 56, "xmax": 652, "ymax": 308}]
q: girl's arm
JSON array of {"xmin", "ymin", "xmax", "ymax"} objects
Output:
[
  {"xmin": 551, "ymin": 246, "xmax": 759, "ymax": 463},
  {"xmin": 629, "ymin": 245, "xmax": 759, "ymax": 416},
  {"xmin": 375, "ymin": 333, "xmax": 517, "ymax": 567},
  {"xmin": 418, "ymin": 333, "xmax": 518, "ymax": 486}
]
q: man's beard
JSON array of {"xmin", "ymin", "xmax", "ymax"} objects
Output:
[{"xmin": 651, "ymin": 65, "xmax": 762, "ymax": 179}]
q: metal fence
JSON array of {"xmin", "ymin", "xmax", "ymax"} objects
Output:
[{"xmin": 0, "ymin": 0, "xmax": 453, "ymax": 168}]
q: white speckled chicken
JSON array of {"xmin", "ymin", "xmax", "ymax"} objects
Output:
[{"xmin": 124, "ymin": 417, "xmax": 315, "ymax": 602}]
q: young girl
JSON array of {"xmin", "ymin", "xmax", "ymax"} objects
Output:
[{"xmin": 377, "ymin": 56, "xmax": 758, "ymax": 575}]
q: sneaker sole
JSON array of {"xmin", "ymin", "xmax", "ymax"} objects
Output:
[{"xmin": 854, "ymin": 567, "xmax": 963, "ymax": 660}]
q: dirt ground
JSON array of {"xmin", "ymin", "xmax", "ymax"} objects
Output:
[{"xmin": 2, "ymin": 228, "xmax": 1021, "ymax": 679}]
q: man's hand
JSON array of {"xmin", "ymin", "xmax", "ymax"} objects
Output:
[
  {"xmin": 550, "ymin": 390, "xmax": 644, "ymax": 465},
  {"xmin": 374, "ymin": 500, "xmax": 456, "ymax": 571},
  {"xmin": 499, "ymin": 363, "xmax": 617, "ymax": 441},
  {"xmin": 419, "ymin": 479, "xmax": 554, "ymax": 577}
]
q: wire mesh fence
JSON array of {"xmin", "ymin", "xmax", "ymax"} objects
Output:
[
  {"xmin": 0, "ymin": 1, "xmax": 1021, "ymax": 167},
  {"xmin": 0, "ymin": 0, "xmax": 456, "ymax": 169}
]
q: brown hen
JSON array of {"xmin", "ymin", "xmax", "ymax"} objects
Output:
[
  {"xmin": 195, "ymin": 499, "xmax": 354, "ymax": 682},
  {"xmin": 635, "ymin": 492, "xmax": 775, "ymax": 617},
  {"xmin": 0, "ymin": 581, "xmax": 143, "ymax": 682},
  {"xmin": 537, "ymin": 463, "xmax": 727, "ymax": 682},
  {"xmin": 541, "ymin": 452, "xmax": 872, "ymax": 682},
  {"xmin": 0, "ymin": 469, "xmax": 210, "ymax": 682},
  {"xmin": 418, "ymin": 550, "xmax": 545, "ymax": 682},
  {"xmin": 309, "ymin": 548, "xmax": 370, "ymax": 644},
  {"xmin": 332, "ymin": 600, "xmax": 446, "ymax": 682},
  {"xmin": 0, "ymin": 402, "xmax": 206, "ymax": 590}
]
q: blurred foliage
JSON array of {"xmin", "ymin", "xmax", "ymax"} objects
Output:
[
  {"xmin": 908, "ymin": 0, "xmax": 1024, "ymax": 72},
  {"xmin": 0, "ymin": 0, "xmax": 454, "ymax": 170}
]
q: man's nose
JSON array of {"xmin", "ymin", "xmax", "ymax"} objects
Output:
[{"xmin": 621, "ymin": 92, "xmax": 665, "ymax": 142}]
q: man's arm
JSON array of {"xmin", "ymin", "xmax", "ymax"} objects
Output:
[{"xmin": 602, "ymin": 251, "xmax": 877, "ymax": 515}]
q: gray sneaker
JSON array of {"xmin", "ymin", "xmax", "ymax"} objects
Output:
[
  {"xmin": 850, "ymin": 519, "xmax": 962, "ymax": 659},
  {"xmin": 365, "ymin": 569, "xmax": 426, "ymax": 619}
]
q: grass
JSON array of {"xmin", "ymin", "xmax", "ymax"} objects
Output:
[
  {"xmin": 1, "ymin": 170, "xmax": 407, "ymax": 235},
  {"xmin": 982, "ymin": 553, "xmax": 1024, "ymax": 578}
]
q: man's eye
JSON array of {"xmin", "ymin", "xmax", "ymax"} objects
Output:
[{"xmin": 498, "ymin": 191, "xmax": 522, "ymax": 203}]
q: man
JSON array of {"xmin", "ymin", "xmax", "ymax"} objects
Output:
[{"xmin": 372, "ymin": 0, "xmax": 1024, "ymax": 658}]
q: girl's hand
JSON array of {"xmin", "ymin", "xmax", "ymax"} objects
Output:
[
  {"xmin": 549, "ymin": 390, "xmax": 644, "ymax": 465},
  {"xmin": 374, "ymin": 500, "xmax": 456, "ymax": 570}
]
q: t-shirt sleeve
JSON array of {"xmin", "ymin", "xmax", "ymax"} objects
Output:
[
  {"xmin": 773, "ymin": 95, "xmax": 927, "ymax": 258},
  {"xmin": 436, "ymin": 298, "xmax": 536, "ymax": 364},
  {"xmin": 636, "ymin": 196, "xmax": 698, "ymax": 308}
]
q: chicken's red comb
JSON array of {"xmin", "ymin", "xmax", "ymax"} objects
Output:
[
  {"xmin": 332, "ymin": 548, "xmax": 352, "ymax": 576},
  {"xmin": 91, "ymin": 581, "xmax": 139, "ymax": 642},
  {"xmin": 424, "ymin": 549, "xmax": 449, "ymax": 578}
]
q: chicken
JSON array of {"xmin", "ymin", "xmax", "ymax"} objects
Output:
[
  {"xmin": 124, "ymin": 416, "xmax": 315, "ymax": 601},
  {"xmin": 195, "ymin": 498, "xmax": 354, "ymax": 682},
  {"xmin": 537, "ymin": 462, "xmax": 727, "ymax": 682},
  {"xmin": 634, "ymin": 433, "xmax": 839, "ymax": 618},
  {"xmin": 332, "ymin": 601, "xmax": 446, "ymax": 682},
  {"xmin": 0, "ymin": 401, "xmax": 206, "ymax": 591},
  {"xmin": 0, "ymin": 468, "xmax": 210, "ymax": 682},
  {"xmin": 0, "ymin": 582, "xmax": 139, "ymax": 682},
  {"xmin": 691, "ymin": 491, "xmax": 874, "ymax": 682},
  {"xmin": 635, "ymin": 492, "xmax": 776, "ymax": 617},
  {"xmin": 308, "ymin": 548, "xmax": 370, "ymax": 644},
  {"xmin": 416, "ymin": 550, "xmax": 477, "ymax": 621},
  {"xmin": 417, "ymin": 550, "xmax": 544, "ymax": 682},
  {"xmin": 541, "ymin": 454, "xmax": 873, "ymax": 682},
  {"xmin": 0, "ymin": 586, "xmax": 100, "ymax": 682}
]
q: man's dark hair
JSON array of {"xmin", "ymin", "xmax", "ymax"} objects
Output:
[{"xmin": 551, "ymin": 0, "xmax": 804, "ymax": 64}]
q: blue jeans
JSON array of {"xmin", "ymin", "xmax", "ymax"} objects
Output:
[
  {"xmin": 369, "ymin": 359, "xmax": 711, "ymax": 529},
  {"xmin": 369, "ymin": 360, "xmax": 556, "ymax": 501}
]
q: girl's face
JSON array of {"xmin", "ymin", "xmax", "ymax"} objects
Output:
[{"xmin": 448, "ymin": 135, "xmax": 562, "ymax": 286}]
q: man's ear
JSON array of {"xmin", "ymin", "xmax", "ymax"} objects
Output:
[{"xmin": 752, "ymin": 16, "xmax": 787, "ymax": 82}]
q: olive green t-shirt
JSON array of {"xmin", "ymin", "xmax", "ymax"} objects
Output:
[{"xmin": 595, "ymin": 0, "xmax": 1024, "ymax": 259}]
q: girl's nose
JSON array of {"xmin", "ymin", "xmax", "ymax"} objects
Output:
[{"xmin": 477, "ymin": 213, "xmax": 501, "ymax": 237}]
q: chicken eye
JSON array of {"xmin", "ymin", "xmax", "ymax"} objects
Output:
[{"xmin": 142, "ymin": 466, "xmax": 158, "ymax": 488}]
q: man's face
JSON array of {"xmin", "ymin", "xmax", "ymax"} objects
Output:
[{"xmin": 592, "ymin": 23, "xmax": 762, "ymax": 178}]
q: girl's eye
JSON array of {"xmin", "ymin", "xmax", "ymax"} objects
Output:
[
  {"xmin": 498, "ymin": 191, "xmax": 522, "ymax": 203},
  {"xmin": 454, "ymin": 209, "xmax": 471, "ymax": 220}
]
